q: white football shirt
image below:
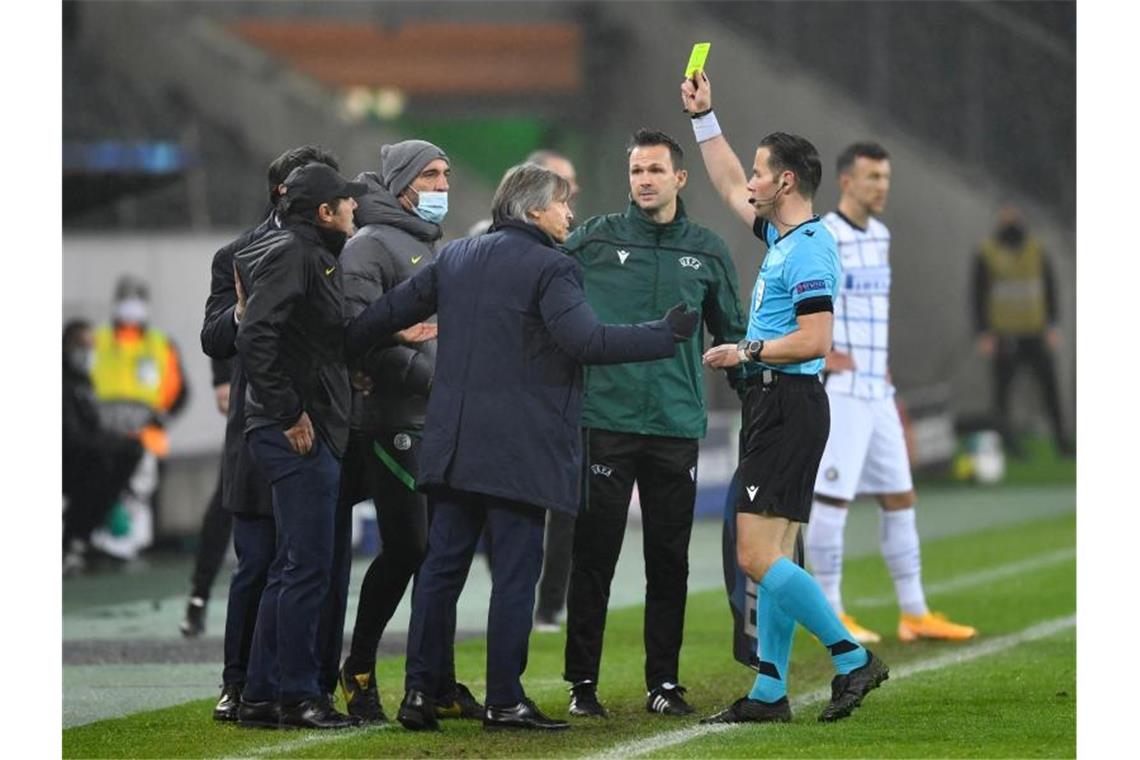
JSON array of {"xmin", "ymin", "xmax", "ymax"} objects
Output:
[{"xmin": 822, "ymin": 211, "xmax": 893, "ymax": 400}]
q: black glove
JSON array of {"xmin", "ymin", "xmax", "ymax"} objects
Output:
[{"xmin": 663, "ymin": 302, "xmax": 699, "ymax": 342}]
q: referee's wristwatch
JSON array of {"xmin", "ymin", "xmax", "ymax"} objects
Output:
[{"xmin": 736, "ymin": 338, "xmax": 764, "ymax": 363}]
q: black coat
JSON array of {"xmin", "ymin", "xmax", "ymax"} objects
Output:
[
  {"xmin": 346, "ymin": 221, "xmax": 677, "ymax": 515},
  {"xmin": 341, "ymin": 172, "xmax": 440, "ymax": 433},
  {"xmin": 200, "ymin": 213, "xmax": 277, "ymax": 516},
  {"xmin": 234, "ymin": 217, "xmax": 352, "ymax": 458}
]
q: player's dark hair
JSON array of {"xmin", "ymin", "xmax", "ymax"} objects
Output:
[
  {"xmin": 267, "ymin": 145, "xmax": 340, "ymax": 204},
  {"xmin": 836, "ymin": 141, "xmax": 890, "ymax": 175},
  {"xmin": 627, "ymin": 128, "xmax": 684, "ymax": 171},
  {"xmin": 759, "ymin": 132, "xmax": 822, "ymax": 199}
]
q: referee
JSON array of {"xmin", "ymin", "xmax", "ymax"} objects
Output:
[{"xmin": 680, "ymin": 71, "xmax": 888, "ymax": 724}]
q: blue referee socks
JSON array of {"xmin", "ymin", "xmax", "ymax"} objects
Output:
[
  {"xmin": 749, "ymin": 587, "xmax": 795, "ymax": 702},
  {"xmin": 760, "ymin": 557, "xmax": 868, "ymax": 676}
]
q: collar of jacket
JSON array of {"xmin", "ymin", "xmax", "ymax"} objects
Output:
[
  {"xmin": 283, "ymin": 215, "xmax": 349, "ymax": 256},
  {"xmin": 353, "ymin": 171, "xmax": 443, "ymax": 243},
  {"xmin": 623, "ymin": 196, "xmax": 689, "ymax": 234},
  {"xmin": 491, "ymin": 219, "xmax": 557, "ymax": 249}
]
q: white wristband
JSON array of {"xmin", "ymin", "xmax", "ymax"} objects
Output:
[{"xmin": 691, "ymin": 111, "xmax": 722, "ymax": 143}]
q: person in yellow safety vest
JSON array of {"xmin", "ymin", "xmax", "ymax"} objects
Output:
[
  {"xmin": 971, "ymin": 204, "xmax": 1073, "ymax": 457},
  {"xmin": 89, "ymin": 274, "xmax": 189, "ymax": 559}
]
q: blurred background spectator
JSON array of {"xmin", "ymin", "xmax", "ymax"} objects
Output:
[
  {"xmin": 86, "ymin": 275, "xmax": 188, "ymax": 560},
  {"xmin": 972, "ymin": 203, "xmax": 1073, "ymax": 458},
  {"xmin": 62, "ymin": 319, "xmax": 144, "ymax": 574}
]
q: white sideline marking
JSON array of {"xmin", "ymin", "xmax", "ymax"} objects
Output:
[
  {"xmin": 584, "ymin": 614, "xmax": 1076, "ymax": 760},
  {"xmin": 220, "ymin": 723, "xmax": 393, "ymax": 760},
  {"xmin": 850, "ymin": 547, "xmax": 1076, "ymax": 608}
]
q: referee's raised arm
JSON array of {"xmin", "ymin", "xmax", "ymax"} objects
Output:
[{"xmin": 680, "ymin": 71, "xmax": 755, "ymax": 229}]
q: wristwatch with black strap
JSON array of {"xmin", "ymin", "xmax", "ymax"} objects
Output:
[{"xmin": 736, "ymin": 338, "xmax": 764, "ymax": 363}]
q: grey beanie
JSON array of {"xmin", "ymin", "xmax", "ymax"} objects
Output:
[{"xmin": 379, "ymin": 140, "xmax": 449, "ymax": 196}]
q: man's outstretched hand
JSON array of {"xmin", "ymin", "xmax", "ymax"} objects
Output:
[{"xmin": 396, "ymin": 322, "xmax": 438, "ymax": 344}]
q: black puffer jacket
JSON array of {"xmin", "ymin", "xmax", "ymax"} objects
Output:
[{"xmin": 340, "ymin": 171, "xmax": 441, "ymax": 433}]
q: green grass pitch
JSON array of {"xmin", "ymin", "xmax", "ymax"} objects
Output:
[{"xmin": 63, "ymin": 511, "xmax": 1075, "ymax": 758}]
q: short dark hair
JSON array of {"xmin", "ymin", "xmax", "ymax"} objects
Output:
[
  {"xmin": 836, "ymin": 141, "xmax": 890, "ymax": 175},
  {"xmin": 267, "ymin": 145, "xmax": 340, "ymax": 204},
  {"xmin": 63, "ymin": 318, "xmax": 91, "ymax": 349},
  {"xmin": 627, "ymin": 128, "xmax": 684, "ymax": 171},
  {"xmin": 758, "ymin": 132, "xmax": 822, "ymax": 199}
]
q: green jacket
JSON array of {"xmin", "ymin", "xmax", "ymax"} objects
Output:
[{"xmin": 564, "ymin": 199, "xmax": 748, "ymax": 440}]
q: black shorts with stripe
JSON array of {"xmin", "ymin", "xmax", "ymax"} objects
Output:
[{"xmin": 736, "ymin": 370, "xmax": 830, "ymax": 522}]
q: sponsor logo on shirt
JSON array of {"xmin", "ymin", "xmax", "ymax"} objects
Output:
[
  {"xmin": 842, "ymin": 267, "xmax": 891, "ymax": 295},
  {"xmin": 591, "ymin": 464, "xmax": 613, "ymax": 478},
  {"xmin": 679, "ymin": 256, "xmax": 701, "ymax": 270},
  {"xmin": 794, "ymin": 279, "xmax": 827, "ymax": 295},
  {"xmin": 616, "ymin": 249, "xmax": 631, "ymax": 264}
]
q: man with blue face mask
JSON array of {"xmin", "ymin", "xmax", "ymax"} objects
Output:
[{"xmin": 334, "ymin": 139, "xmax": 482, "ymax": 725}]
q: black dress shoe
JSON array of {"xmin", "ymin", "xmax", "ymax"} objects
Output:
[
  {"xmin": 237, "ymin": 699, "xmax": 280, "ymax": 729},
  {"xmin": 213, "ymin": 684, "xmax": 243, "ymax": 722},
  {"xmin": 484, "ymin": 698, "xmax": 570, "ymax": 730},
  {"xmin": 397, "ymin": 690, "xmax": 440, "ymax": 731},
  {"xmin": 279, "ymin": 698, "xmax": 357, "ymax": 730}
]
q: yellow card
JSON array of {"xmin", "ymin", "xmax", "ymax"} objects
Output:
[{"xmin": 685, "ymin": 42, "xmax": 711, "ymax": 78}]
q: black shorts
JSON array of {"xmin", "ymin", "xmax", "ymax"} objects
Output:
[{"xmin": 736, "ymin": 370, "xmax": 830, "ymax": 522}]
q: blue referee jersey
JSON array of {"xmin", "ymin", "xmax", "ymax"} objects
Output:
[{"xmin": 747, "ymin": 216, "xmax": 841, "ymax": 375}]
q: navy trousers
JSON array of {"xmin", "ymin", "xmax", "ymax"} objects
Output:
[
  {"xmin": 244, "ymin": 428, "xmax": 341, "ymax": 704},
  {"xmin": 404, "ymin": 488, "xmax": 546, "ymax": 707},
  {"xmin": 221, "ymin": 513, "xmax": 275, "ymax": 687},
  {"xmin": 316, "ymin": 450, "xmax": 359, "ymax": 695}
]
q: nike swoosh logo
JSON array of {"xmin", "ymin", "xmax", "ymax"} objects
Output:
[
  {"xmin": 411, "ymin": 256, "xmax": 423, "ymax": 265},
  {"xmin": 325, "ymin": 267, "xmax": 336, "ymax": 275}
]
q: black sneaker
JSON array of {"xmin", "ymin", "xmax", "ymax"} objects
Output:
[
  {"xmin": 568, "ymin": 681, "xmax": 608, "ymax": 718},
  {"xmin": 701, "ymin": 696, "xmax": 791, "ymax": 724},
  {"xmin": 179, "ymin": 597, "xmax": 206, "ymax": 638},
  {"xmin": 646, "ymin": 683, "xmax": 694, "ymax": 716},
  {"xmin": 339, "ymin": 663, "xmax": 387, "ymax": 723},
  {"xmin": 213, "ymin": 684, "xmax": 243, "ymax": 722},
  {"xmin": 818, "ymin": 650, "xmax": 889, "ymax": 722},
  {"xmin": 435, "ymin": 682, "xmax": 483, "ymax": 720}
]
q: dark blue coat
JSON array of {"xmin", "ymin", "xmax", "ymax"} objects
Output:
[{"xmin": 346, "ymin": 220, "xmax": 676, "ymax": 515}]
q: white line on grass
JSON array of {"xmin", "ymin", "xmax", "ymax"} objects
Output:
[
  {"xmin": 584, "ymin": 613, "xmax": 1076, "ymax": 760},
  {"xmin": 220, "ymin": 723, "xmax": 394, "ymax": 760},
  {"xmin": 849, "ymin": 547, "xmax": 1075, "ymax": 607}
]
